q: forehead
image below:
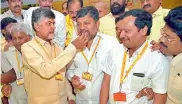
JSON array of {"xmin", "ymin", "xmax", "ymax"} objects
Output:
[
  {"xmin": 116, "ymin": 16, "xmax": 136, "ymax": 28},
  {"xmin": 12, "ymin": 31, "xmax": 27, "ymax": 36},
  {"xmin": 162, "ymin": 25, "xmax": 176, "ymax": 35},
  {"xmin": 40, "ymin": 17, "xmax": 55, "ymax": 23},
  {"xmin": 68, "ymin": 2, "xmax": 81, "ymax": 9},
  {"xmin": 77, "ymin": 14, "xmax": 94, "ymax": 22}
]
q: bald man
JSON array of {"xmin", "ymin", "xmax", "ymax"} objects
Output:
[{"xmin": 95, "ymin": 1, "xmax": 109, "ymax": 18}]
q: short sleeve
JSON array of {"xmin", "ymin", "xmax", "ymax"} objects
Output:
[
  {"xmin": 151, "ymin": 55, "xmax": 170, "ymax": 94},
  {"xmin": 101, "ymin": 50, "xmax": 114, "ymax": 75},
  {"xmin": 1, "ymin": 52, "xmax": 13, "ymax": 73}
]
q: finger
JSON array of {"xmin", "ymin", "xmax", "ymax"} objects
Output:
[
  {"xmin": 78, "ymin": 84, "xmax": 86, "ymax": 90},
  {"xmin": 150, "ymin": 40, "xmax": 156, "ymax": 45},
  {"xmin": 73, "ymin": 81, "xmax": 81, "ymax": 88},
  {"xmin": 147, "ymin": 95, "xmax": 154, "ymax": 101},
  {"xmin": 78, "ymin": 34, "xmax": 84, "ymax": 40},
  {"xmin": 72, "ymin": 75, "xmax": 80, "ymax": 80}
]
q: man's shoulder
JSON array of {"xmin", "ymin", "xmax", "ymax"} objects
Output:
[
  {"xmin": 171, "ymin": 53, "xmax": 182, "ymax": 67},
  {"xmin": 51, "ymin": 9, "xmax": 64, "ymax": 17},
  {"xmin": 1, "ymin": 10, "xmax": 11, "ymax": 19},
  {"xmin": 99, "ymin": 13, "xmax": 114, "ymax": 22},
  {"xmin": 26, "ymin": 7, "xmax": 39, "ymax": 13},
  {"xmin": 162, "ymin": 8, "xmax": 170, "ymax": 16},
  {"xmin": 22, "ymin": 38, "xmax": 36, "ymax": 49},
  {"xmin": 99, "ymin": 32, "xmax": 118, "ymax": 44}
]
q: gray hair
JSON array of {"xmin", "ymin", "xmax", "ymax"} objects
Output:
[
  {"xmin": 10, "ymin": 23, "xmax": 31, "ymax": 37},
  {"xmin": 32, "ymin": 7, "xmax": 55, "ymax": 31},
  {"xmin": 76, "ymin": 6, "xmax": 99, "ymax": 22}
]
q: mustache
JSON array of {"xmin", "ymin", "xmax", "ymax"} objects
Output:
[
  {"xmin": 143, "ymin": 4, "xmax": 151, "ymax": 9},
  {"xmin": 14, "ymin": 5, "xmax": 20, "ymax": 8},
  {"xmin": 160, "ymin": 42, "xmax": 168, "ymax": 48},
  {"xmin": 80, "ymin": 29, "xmax": 89, "ymax": 34},
  {"xmin": 43, "ymin": 6, "xmax": 51, "ymax": 8}
]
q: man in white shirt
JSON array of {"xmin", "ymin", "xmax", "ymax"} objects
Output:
[
  {"xmin": 5, "ymin": 23, "xmax": 30, "ymax": 104},
  {"xmin": 1, "ymin": 0, "xmax": 25, "ymax": 22},
  {"xmin": 67, "ymin": 6, "xmax": 119, "ymax": 104},
  {"xmin": 24, "ymin": 0, "xmax": 66, "ymax": 48},
  {"xmin": 100, "ymin": 9, "xmax": 169, "ymax": 104}
]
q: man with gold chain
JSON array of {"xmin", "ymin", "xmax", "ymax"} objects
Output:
[
  {"xmin": 4, "ymin": 23, "xmax": 29, "ymax": 104},
  {"xmin": 100, "ymin": 9, "xmax": 169, "ymax": 104},
  {"xmin": 21, "ymin": 8, "xmax": 88, "ymax": 104},
  {"xmin": 66, "ymin": 6, "xmax": 119, "ymax": 104}
]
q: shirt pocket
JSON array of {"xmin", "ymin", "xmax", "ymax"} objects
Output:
[{"xmin": 130, "ymin": 75, "xmax": 151, "ymax": 92}]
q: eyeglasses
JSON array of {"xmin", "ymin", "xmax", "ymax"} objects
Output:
[{"xmin": 160, "ymin": 28, "xmax": 172, "ymax": 42}]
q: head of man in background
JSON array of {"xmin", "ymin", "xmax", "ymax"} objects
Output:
[
  {"xmin": 7, "ymin": 0, "xmax": 23, "ymax": 16},
  {"xmin": 141, "ymin": 0, "xmax": 162, "ymax": 14},
  {"xmin": 10, "ymin": 23, "xmax": 31, "ymax": 52},
  {"xmin": 37, "ymin": 0, "xmax": 53, "ymax": 8},
  {"xmin": 1, "ymin": 17, "xmax": 17, "ymax": 42},
  {"xmin": 110, "ymin": 0, "xmax": 127, "ymax": 17},
  {"xmin": 62, "ymin": 1, "xmax": 68, "ymax": 16},
  {"xmin": 67, "ymin": 0, "xmax": 83, "ymax": 21},
  {"xmin": 95, "ymin": 1, "xmax": 109, "ymax": 18}
]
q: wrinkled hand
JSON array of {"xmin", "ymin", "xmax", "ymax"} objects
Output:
[
  {"xmin": 71, "ymin": 75, "xmax": 86, "ymax": 90},
  {"xmin": 72, "ymin": 34, "xmax": 89, "ymax": 50},
  {"xmin": 1, "ymin": 84, "xmax": 12, "ymax": 97},
  {"xmin": 136, "ymin": 88, "xmax": 154, "ymax": 101},
  {"xmin": 4, "ymin": 41, "xmax": 13, "ymax": 51},
  {"xmin": 68, "ymin": 100, "xmax": 76, "ymax": 104}
]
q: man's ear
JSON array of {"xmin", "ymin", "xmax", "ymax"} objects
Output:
[
  {"xmin": 34, "ymin": 23, "xmax": 39, "ymax": 32},
  {"xmin": 1, "ymin": 29, "xmax": 7, "ymax": 36},
  {"xmin": 140, "ymin": 26, "xmax": 148, "ymax": 36}
]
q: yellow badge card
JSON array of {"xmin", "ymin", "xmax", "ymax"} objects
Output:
[
  {"xmin": 82, "ymin": 72, "xmax": 93, "ymax": 81},
  {"xmin": 16, "ymin": 78, "xmax": 24, "ymax": 86},
  {"xmin": 55, "ymin": 73, "xmax": 64, "ymax": 81}
]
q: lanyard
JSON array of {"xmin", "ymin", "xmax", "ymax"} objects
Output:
[
  {"xmin": 35, "ymin": 38, "xmax": 56, "ymax": 59},
  {"xmin": 120, "ymin": 42, "xmax": 148, "ymax": 84},
  {"xmin": 81, "ymin": 37, "xmax": 101, "ymax": 65},
  {"xmin": 15, "ymin": 50, "xmax": 23, "ymax": 78}
]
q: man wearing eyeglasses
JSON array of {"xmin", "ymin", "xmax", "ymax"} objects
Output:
[{"xmin": 141, "ymin": 0, "xmax": 169, "ymax": 41}]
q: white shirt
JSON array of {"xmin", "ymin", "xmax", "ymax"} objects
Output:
[
  {"xmin": 67, "ymin": 32, "xmax": 119, "ymax": 104},
  {"xmin": 5, "ymin": 47, "xmax": 27, "ymax": 104},
  {"xmin": 24, "ymin": 7, "xmax": 66, "ymax": 48},
  {"xmin": 102, "ymin": 40, "xmax": 169, "ymax": 104},
  {"xmin": 1, "ymin": 9, "xmax": 26, "ymax": 22},
  {"xmin": 1, "ymin": 52, "xmax": 13, "ymax": 73}
]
